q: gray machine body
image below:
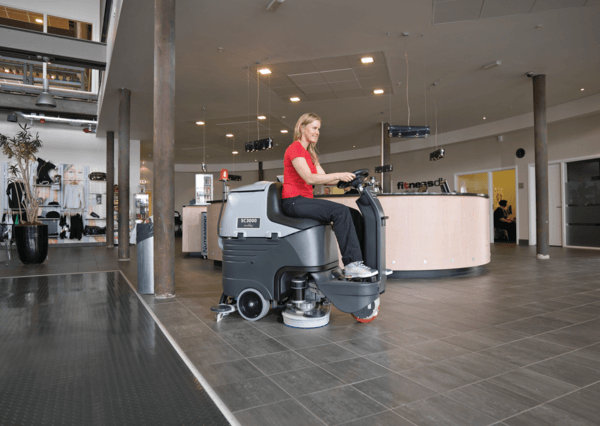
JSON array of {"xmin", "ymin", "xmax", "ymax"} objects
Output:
[{"xmin": 220, "ymin": 181, "xmax": 386, "ymax": 314}]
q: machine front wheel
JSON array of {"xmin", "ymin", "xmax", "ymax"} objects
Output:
[
  {"xmin": 351, "ymin": 297, "xmax": 380, "ymax": 323},
  {"xmin": 237, "ymin": 289, "xmax": 270, "ymax": 321}
]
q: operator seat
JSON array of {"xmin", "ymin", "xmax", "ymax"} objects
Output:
[{"xmin": 266, "ymin": 182, "xmax": 322, "ymax": 231}]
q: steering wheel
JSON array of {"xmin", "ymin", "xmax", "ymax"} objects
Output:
[{"xmin": 337, "ymin": 169, "xmax": 369, "ymax": 189}]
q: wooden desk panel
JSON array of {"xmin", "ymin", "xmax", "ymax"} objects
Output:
[
  {"xmin": 182, "ymin": 205, "xmax": 207, "ymax": 253},
  {"xmin": 320, "ymin": 194, "xmax": 490, "ymax": 271}
]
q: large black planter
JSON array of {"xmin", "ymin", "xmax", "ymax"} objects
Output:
[{"xmin": 14, "ymin": 224, "xmax": 49, "ymax": 264}]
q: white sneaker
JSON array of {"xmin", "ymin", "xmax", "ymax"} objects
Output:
[{"xmin": 345, "ymin": 261, "xmax": 378, "ymax": 278}]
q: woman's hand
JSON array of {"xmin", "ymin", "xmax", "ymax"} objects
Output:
[{"xmin": 336, "ymin": 172, "xmax": 355, "ymax": 183}]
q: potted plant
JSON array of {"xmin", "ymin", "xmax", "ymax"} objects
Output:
[{"xmin": 0, "ymin": 123, "xmax": 48, "ymax": 264}]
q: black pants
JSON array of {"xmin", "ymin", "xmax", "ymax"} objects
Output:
[{"xmin": 282, "ymin": 196, "xmax": 363, "ymax": 265}]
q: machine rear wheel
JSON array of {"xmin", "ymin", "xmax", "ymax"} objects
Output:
[
  {"xmin": 237, "ymin": 289, "xmax": 270, "ymax": 321},
  {"xmin": 351, "ymin": 297, "xmax": 380, "ymax": 323}
]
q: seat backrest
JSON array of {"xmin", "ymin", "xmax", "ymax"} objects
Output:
[{"xmin": 266, "ymin": 183, "xmax": 321, "ymax": 230}]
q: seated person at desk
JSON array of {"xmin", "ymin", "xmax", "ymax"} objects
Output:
[
  {"xmin": 494, "ymin": 200, "xmax": 516, "ymax": 241},
  {"xmin": 281, "ymin": 112, "xmax": 377, "ymax": 278}
]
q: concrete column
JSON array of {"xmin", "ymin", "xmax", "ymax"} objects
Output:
[
  {"xmin": 153, "ymin": 0, "xmax": 176, "ymax": 297},
  {"xmin": 118, "ymin": 88, "xmax": 131, "ymax": 261},
  {"xmin": 381, "ymin": 122, "xmax": 391, "ymax": 193},
  {"xmin": 533, "ymin": 74, "xmax": 550, "ymax": 259},
  {"xmin": 106, "ymin": 130, "xmax": 115, "ymax": 248}
]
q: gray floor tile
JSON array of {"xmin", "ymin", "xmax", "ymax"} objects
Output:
[
  {"xmin": 352, "ymin": 374, "xmax": 437, "ymax": 409},
  {"xmin": 365, "ymin": 347, "xmax": 435, "ymax": 372},
  {"xmin": 313, "ymin": 326, "xmax": 371, "ymax": 342},
  {"xmin": 298, "ymin": 385, "xmax": 387, "ymax": 425},
  {"xmin": 496, "ymin": 317, "xmax": 562, "ymax": 336},
  {"xmin": 556, "ymin": 343, "xmax": 600, "ymax": 371},
  {"xmin": 440, "ymin": 333, "xmax": 503, "ymax": 351},
  {"xmin": 549, "ymin": 386, "xmax": 600, "ymax": 425},
  {"xmin": 320, "ymin": 357, "xmax": 393, "ymax": 384},
  {"xmin": 234, "ymin": 399, "xmax": 324, "ymax": 426},
  {"xmin": 445, "ymin": 381, "xmax": 540, "ymax": 421},
  {"xmin": 268, "ymin": 366, "xmax": 345, "ymax": 397},
  {"xmin": 247, "ymin": 350, "xmax": 314, "ymax": 375},
  {"xmin": 196, "ymin": 359, "xmax": 264, "ymax": 387},
  {"xmin": 275, "ymin": 333, "xmax": 331, "ymax": 350},
  {"xmin": 468, "ymin": 328, "xmax": 528, "ymax": 344},
  {"xmin": 526, "ymin": 356, "xmax": 600, "ymax": 387},
  {"xmin": 213, "ymin": 376, "xmax": 291, "ymax": 412},
  {"xmin": 217, "ymin": 327, "xmax": 270, "ymax": 344},
  {"xmin": 440, "ymin": 352, "xmax": 518, "ymax": 379},
  {"xmin": 503, "ymin": 404, "xmax": 596, "ymax": 426},
  {"xmin": 336, "ymin": 336, "xmax": 399, "ymax": 356},
  {"xmin": 395, "ymin": 394, "xmax": 496, "ymax": 426},
  {"xmin": 479, "ymin": 338, "xmax": 570, "ymax": 367},
  {"xmin": 341, "ymin": 410, "xmax": 416, "ymax": 426},
  {"xmin": 537, "ymin": 310, "xmax": 598, "ymax": 325},
  {"xmin": 400, "ymin": 364, "xmax": 480, "ymax": 392},
  {"xmin": 176, "ymin": 332, "xmax": 229, "ymax": 351},
  {"xmin": 405, "ymin": 340, "xmax": 472, "ymax": 361},
  {"xmin": 488, "ymin": 368, "xmax": 578, "ymax": 402},
  {"xmin": 186, "ymin": 344, "xmax": 245, "ymax": 367},
  {"xmin": 151, "ymin": 303, "xmax": 191, "ymax": 319},
  {"xmin": 377, "ymin": 330, "xmax": 434, "ymax": 346},
  {"xmin": 230, "ymin": 338, "xmax": 289, "ymax": 357},
  {"xmin": 405, "ymin": 325, "xmax": 457, "ymax": 339},
  {"xmin": 296, "ymin": 343, "xmax": 359, "ymax": 365}
]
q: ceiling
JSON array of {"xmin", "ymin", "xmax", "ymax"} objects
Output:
[{"xmin": 97, "ymin": 0, "xmax": 600, "ymax": 166}]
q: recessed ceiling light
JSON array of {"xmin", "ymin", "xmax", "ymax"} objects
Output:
[
  {"xmin": 290, "ymin": 97, "xmax": 300, "ymax": 102},
  {"xmin": 483, "ymin": 117, "xmax": 486, "ymax": 120},
  {"xmin": 257, "ymin": 115, "xmax": 266, "ymax": 120},
  {"xmin": 580, "ymin": 88, "xmax": 585, "ymax": 91},
  {"xmin": 226, "ymin": 133, "xmax": 234, "ymax": 137},
  {"xmin": 35, "ymin": 18, "xmax": 43, "ymax": 23},
  {"xmin": 280, "ymin": 129, "xmax": 288, "ymax": 133},
  {"xmin": 232, "ymin": 151, "xmax": 238, "ymax": 154},
  {"xmin": 373, "ymin": 89, "xmax": 384, "ymax": 94},
  {"xmin": 361, "ymin": 57, "xmax": 374, "ymax": 64},
  {"xmin": 196, "ymin": 121, "xmax": 205, "ymax": 125},
  {"xmin": 258, "ymin": 68, "xmax": 271, "ymax": 75}
]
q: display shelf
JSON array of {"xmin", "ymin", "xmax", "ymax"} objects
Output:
[{"xmin": 86, "ymin": 217, "xmax": 106, "ymax": 220}]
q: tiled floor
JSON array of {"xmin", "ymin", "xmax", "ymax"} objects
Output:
[{"xmin": 2, "ymin": 241, "xmax": 600, "ymax": 426}]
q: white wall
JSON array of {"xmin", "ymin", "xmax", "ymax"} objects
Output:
[{"xmin": 0, "ymin": 115, "xmax": 140, "ymax": 222}]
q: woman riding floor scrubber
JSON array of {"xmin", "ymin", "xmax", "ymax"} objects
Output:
[{"xmin": 211, "ymin": 169, "xmax": 387, "ymax": 328}]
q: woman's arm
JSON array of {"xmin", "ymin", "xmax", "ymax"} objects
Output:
[{"xmin": 292, "ymin": 157, "xmax": 354, "ymax": 185}]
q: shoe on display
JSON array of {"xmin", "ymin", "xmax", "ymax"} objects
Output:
[
  {"xmin": 385, "ymin": 269, "xmax": 393, "ymax": 276},
  {"xmin": 344, "ymin": 261, "xmax": 378, "ymax": 278}
]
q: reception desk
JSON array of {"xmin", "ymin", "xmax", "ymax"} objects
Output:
[
  {"xmin": 318, "ymin": 193, "xmax": 490, "ymax": 276},
  {"xmin": 206, "ymin": 193, "xmax": 490, "ymax": 276}
]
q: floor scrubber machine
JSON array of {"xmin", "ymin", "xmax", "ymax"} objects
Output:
[{"xmin": 211, "ymin": 169, "xmax": 387, "ymax": 328}]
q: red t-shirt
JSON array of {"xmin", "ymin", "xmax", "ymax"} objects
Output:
[{"xmin": 282, "ymin": 141, "xmax": 317, "ymax": 198}]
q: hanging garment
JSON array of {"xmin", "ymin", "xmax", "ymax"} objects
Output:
[
  {"xmin": 70, "ymin": 214, "xmax": 83, "ymax": 240},
  {"xmin": 63, "ymin": 184, "xmax": 85, "ymax": 209},
  {"xmin": 36, "ymin": 158, "xmax": 57, "ymax": 184},
  {"xmin": 59, "ymin": 215, "xmax": 69, "ymax": 239},
  {"xmin": 6, "ymin": 182, "xmax": 26, "ymax": 209}
]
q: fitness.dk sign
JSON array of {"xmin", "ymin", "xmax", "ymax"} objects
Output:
[{"xmin": 397, "ymin": 178, "xmax": 445, "ymax": 190}]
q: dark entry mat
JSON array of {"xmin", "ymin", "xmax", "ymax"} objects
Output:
[{"xmin": 0, "ymin": 272, "xmax": 229, "ymax": 426}]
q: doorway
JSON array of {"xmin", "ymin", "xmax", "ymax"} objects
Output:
[{"xmin": 456, "ymin": 167, "xmax": 518, "ymax": 244}]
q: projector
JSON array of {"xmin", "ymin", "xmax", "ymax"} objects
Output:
[
  {"xmin": 388, "ymin": 125, "xmax": 430, "ymax": 138},
  {"xmin": 430, "ymin": 148, "xmax": 445, "ymax": 161},
  {"xmin": 245, "ymin": 138, "xmax": 273, "ymax": 152}
]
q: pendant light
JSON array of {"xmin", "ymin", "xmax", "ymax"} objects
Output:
[{"xmin": 35, "ymin": 58, "xmax": 57, "ymax": 108}]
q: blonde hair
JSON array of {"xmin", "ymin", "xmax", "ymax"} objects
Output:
[{"xmin": 293, "ymin": 112, "xmax": 321, "ymax": 164}]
